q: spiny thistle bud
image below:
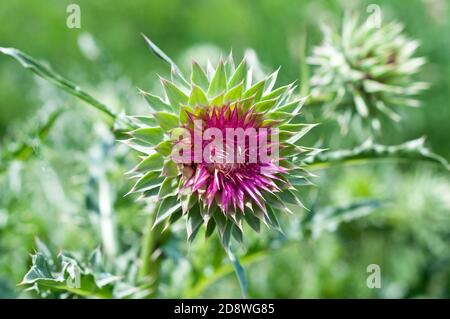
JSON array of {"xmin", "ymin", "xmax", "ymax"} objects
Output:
[
  {"xmin": 308, "ymin": 13, "xmax": 429, "ymax": 132},
  {"xmin": 125, "ymin": 44, "xmax": 316, "ymax": 247}
]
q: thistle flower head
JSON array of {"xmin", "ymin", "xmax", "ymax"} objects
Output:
[
  {"xmin": 125, "ymin": 45, "xmax": 316, "ymax": 246},
  {"xmin": 308, "ymin": 13, "xmax": 429, "ymax": 131}
]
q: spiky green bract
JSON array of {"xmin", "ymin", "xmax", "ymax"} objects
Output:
[
  {"xmin": 125, "ymin": 50, "xmax": 316, "ymax": 247},
  {"xmin": 308, "ymin": 13, "xmax": 429, "ymax": 132}
]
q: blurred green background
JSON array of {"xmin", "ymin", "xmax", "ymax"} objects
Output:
[{"xmin": 0, "ymin": 0, "xmax": 449, "ymax": 298}]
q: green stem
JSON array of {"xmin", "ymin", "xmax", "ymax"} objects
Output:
[{"xmin": 138, "ymin": 203, "xmax": 164, "ymax": 297}]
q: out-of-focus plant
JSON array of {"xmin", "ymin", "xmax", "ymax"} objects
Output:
[{"xmin": 308, "ymin": 14, "xmax": 429, "ymax": 132}]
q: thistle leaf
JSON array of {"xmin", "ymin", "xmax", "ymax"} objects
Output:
[
  {"xmin": 244, "ymin": 210, "xmax": 261, "ymax": 233},
  {"xmin": 134, "ymin": 153, "xmax": 164, "ymax": 172},
  {"xmin": 20, "ymin": 242, "xmax": 118, "ymax": 299},
  {"xmin": 155, "ymin": 140, "xmax": 172, "ymax": 156},
  {"xmin": 186, "ymin": 204, "xmax": 203, "ymax": 242},
  {"xmin": 243, "ymin": 79, "xmax": 265, "ymax": 101},
  {"xmin": 305, "ymin": 138, "xmax": 450, "ymax": 171},
  {"xmin": 129, "ymin": 171, "xmax": 164, "ymax": 194},
  {"xmin": 228, "ymin": 249, "xmax": 248, "ymax": 299},
  {"xmin": 0, "ymin": 108, "xmax": 63, "ymax": 174},
  {"xmin": 305, "ymin": 199, "xmax": 384, "ymax": 239},
  {"xmin": 139, "ymin": 89, "xmax": 172, "ymax": 112},
  {"xmin": 158, "ymin": 177, "xmax": 178, "ymax": 200},
  {"xmin": 224, "ymin": 81, "xmax": 244, "ymax": 103},
  {"xmin": 189, "ymin": 84, "xmax": 209, "ymax": 106},
  {"xmin": 162, "ymin": 160, "xmax": 180, "ymax": 177},
  {"xmin": 153, "ymin": 196, "xmax": 182, "ymax": 229},
  {"xmin": 253, "ymin": 99, "xmax": 278, "ymax": 113},
  {"xmin": 228, "ymin": 59, "xmax": 247, "ymax": 88},
  {"xmin": 129, "ymin": 127, "xmax": 164, "ymax": 146},
  {"xmin": 161, "ymin": 78, "xmax": 189, "ymax": 112},
  {"xmin": 263, "ymin": 67, "xmax": 280, "ymax": 94}
]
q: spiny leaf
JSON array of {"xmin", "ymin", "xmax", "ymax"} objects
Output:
[
  {"xmin": 243, "ymin": 210, "xmax": 261, "ymax": 233},
  {"xmin": 158, "ymin": 177, "xmax": 178, "ymax": 200},
  {"xmin": 261, "ymin": 83, "xmax": 293, "ymax": 101},
  {"xmin": 207, "ymin": 61, "xmax": 227, "ymax": 98},
  {"xmin": 0, "ymin": 108, "xmax": 64, "ymax": 174},
  {"xmin": 133, "ymin": 153, "xmax": 164, "ymax": 172},
  {"xmin": 191, "ymin": 61, "xmax": 210, "ymax": 91},
  {"xmin": 224, "ymin": 52, "xmax": 235, "ymax": 78},
  {"xmin": 243, "ymin": 79, "xmax": 265, "ymax": 101},
  {"xmin": 162, "ymin": 160, "xmax": 180, "ymax": 177},
  {"xmin": 224, "ymin": 81, "xmax": 244, "ymax": 103},
  {"xmin": 304, "ymin": 199, "xmax": 384, "ymax": 238},
  {"xmin": 263, "ymin": 67, "xmax": 280, "ymax": 94},
  {"xmin": 129, "ymin": 171, "xmax": 164, "ymax": 194},
  {"xmin": 20, "ymin": 242, "xmax": 118, "ymax": 299},
  {"xmin": 153, "ymin": 111, "xmax": 179, "ymax": 131},
  {"xmin": 228, "ymin": 59, "xmax": 247, "ymax": 88},
  {"xmin": 153, "ymin": 196, "xmax": 182, "ymax": 228},
  {"xmin": 186, "ymin": 204, "xmax": 203, "ymax": 242},
  {"xmin": 287, "ymin": 123, "xmax": 319, "ymax": 144},
  {"xmin": 276, "ymin": 97, "xmax": 308, "ymax": 113},
  {"xmin": 155, "ymin": 140, "xmax": 172, "ymax": 156},
  {"xmin": 161, "ymin": 78, "xmax": 189, "ymax": 112},
  {"xmin": 189, "ymin": 84, "xmax": 209, "ymax": 106},
  {"xmin": 253, "ymin": 99, "xmax": 278, "ymax": 113}
]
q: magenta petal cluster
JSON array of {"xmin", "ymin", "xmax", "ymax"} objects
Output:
[{"xmin": 181, "ymin": 104, "xmax": 285, "ymax": 214}]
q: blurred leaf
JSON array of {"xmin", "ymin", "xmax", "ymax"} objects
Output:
[
  {"xmin": 304, "ymin": 199, "xmax": 384, "ymax": 238},
  {"xmin": 162, "ymin": 160, "xmax": 180, "ymax": 177}
]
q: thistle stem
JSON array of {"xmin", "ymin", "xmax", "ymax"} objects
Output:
[{"xmin": 139, "ymin": 203, "xmax": 163, "ymax": 297}]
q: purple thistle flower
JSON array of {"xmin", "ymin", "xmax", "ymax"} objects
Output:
[{"xmin": 125, "ymin": 50, "xmax": 317, "ymax": 245}]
